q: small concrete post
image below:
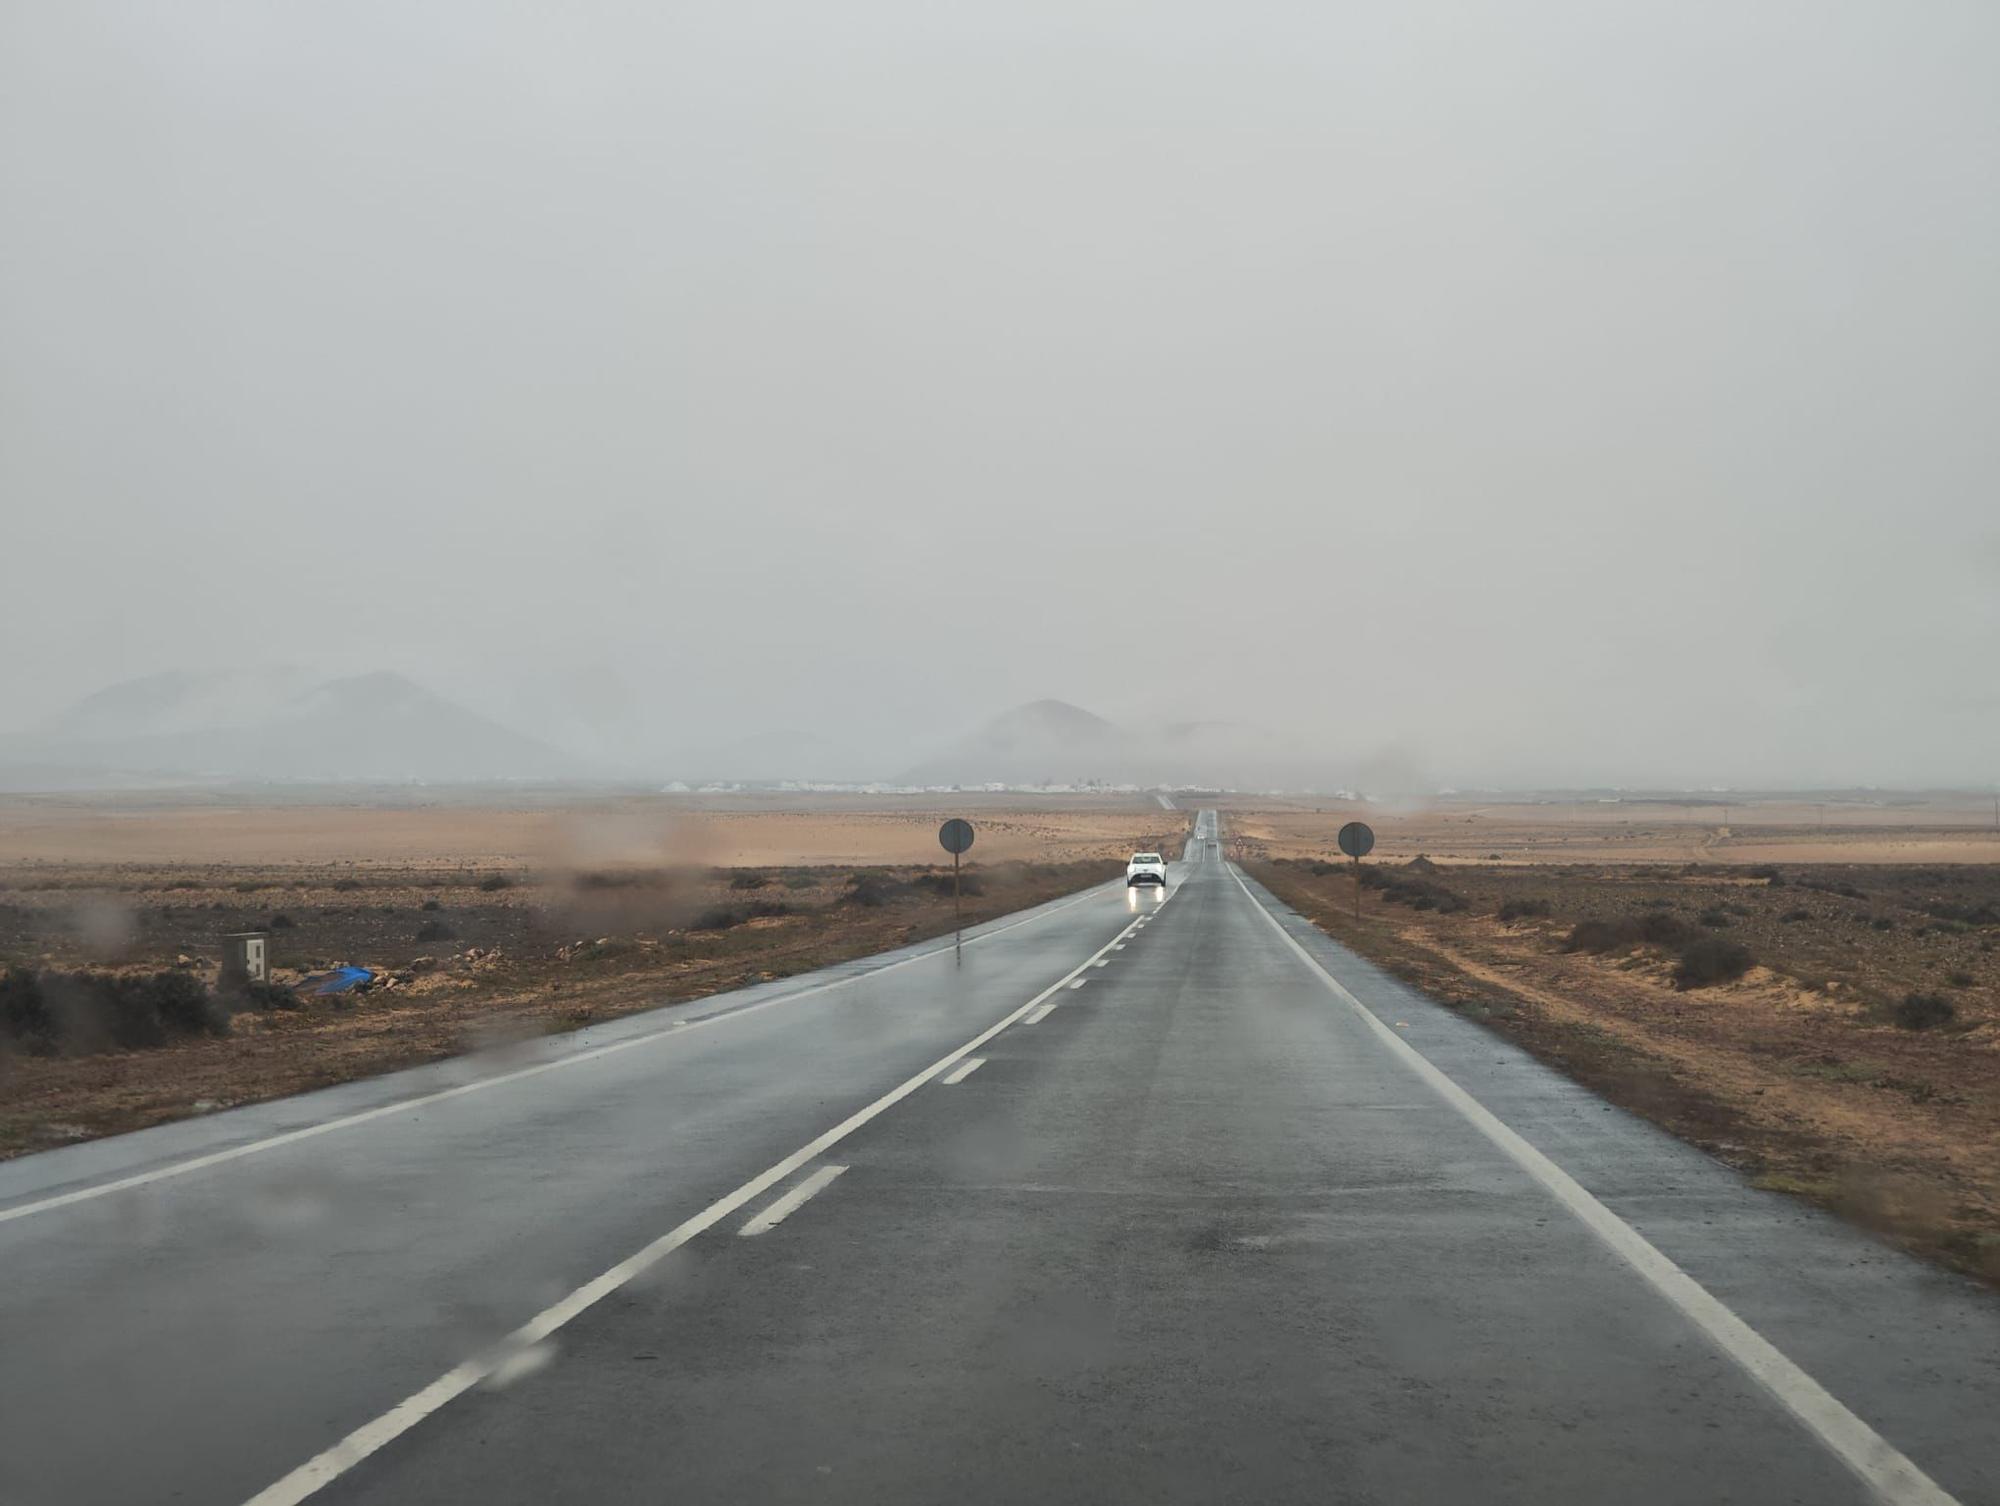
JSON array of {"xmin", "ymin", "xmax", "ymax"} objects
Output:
[{"xmin": 221, "ymin": 931, "xmax": 269, "ymax": 989}]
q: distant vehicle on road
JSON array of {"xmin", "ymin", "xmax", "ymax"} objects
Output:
[{"xmin": 1126, "ymin": 852, "xmax": 1167, "ymax": 887}]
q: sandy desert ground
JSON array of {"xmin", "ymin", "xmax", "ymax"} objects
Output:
[
  {"xmin": 6, "ymin": 787, "xmax": 1993, "ymax": 872},
  {"xmin": 1222, "ymin": 789, "xmax": 2000, "ymax": 866},
  {"xmin": 0, "ymin": 789, "xmax": 1177, "ymax": 869}
]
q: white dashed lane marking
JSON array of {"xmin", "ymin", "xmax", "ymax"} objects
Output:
[
  {"xmin": 238, "ymin": 904, "xmax": 1144, "ymax": 1506},
  {"xmin": 738, "ymin": 1165, "xmax": 847, "ymax": 1237}
]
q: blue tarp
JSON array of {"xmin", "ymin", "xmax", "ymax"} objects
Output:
[{"xmin": 303, "ymin": 965, "xmax": 374, "ymax": 996}]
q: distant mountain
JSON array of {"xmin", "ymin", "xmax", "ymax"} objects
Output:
[
  {"xmin": 46, "ymin": 665, "xmax": 321, "ymax": 743},
  {"xmin": 899, "ymin": 699, "xmax": 1131, "ymax": 786},
  {"xmin": 901, "ymin": 699, "xmax": 1345, "ymax": 790},
  {"xmin": 455, "ymin": 658, "xmax": 655, "ymax": 771},
  {"xmin": 2, "ymin": 669, "xmax": 581, "ymax": 785}
]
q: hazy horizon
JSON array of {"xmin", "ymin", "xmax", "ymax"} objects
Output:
[{"xmin": 6, "ymin": 3, "xmax": 1997, "ymax": 789}]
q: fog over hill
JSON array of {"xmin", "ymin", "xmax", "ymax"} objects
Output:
[
  {"xmin": 900, "ymin": 699, "xmax": 1336, "ymax": 790},
  {"xmin": 900, "ymin": 700, "xmax": 1126, "ymax": 787},
  {"xmin": 0, "ymin": 669, "xmax": 580, "ymax": 786},
  {"xmin": 0, "ymin": 676, "xmax": 1341, "ymax": 791}
]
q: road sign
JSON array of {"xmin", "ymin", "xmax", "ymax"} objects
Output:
[
  {"xmin": 939, "ymin": 819, "xmax": 975, "ymax": 961},
  {"xmin": 1337, "ymin": 821, "xmax": 1375, "ymax": 922}
]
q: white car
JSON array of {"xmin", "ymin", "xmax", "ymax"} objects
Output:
[{"xmin": 1126, "ymin": 852, "xmax": 1167, "ymax": 887}]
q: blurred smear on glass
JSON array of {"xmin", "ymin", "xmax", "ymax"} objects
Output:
[
  {"xmin": 624, "ymin": 1243, "xmax": 702, "ymax": 1297},
  {"xmin": 1348, "ymin": 747, "xmax": 1438, "ymax": 819},
  {"xmin": 998, "ymin": 1284, "xmax": 1115, "ymax": 1375},
  {"xmin": 68, "ymin": 896, "xmax": 136, "ymax": 959},
  {"xmin": 452, "ymin": 1012, "xmax": 555, "ymax": 1080},
  {"xmin": 937, "ymin": 1112, "xmax": 1034, "ymax": 1184},
  {"xmin": 479, "ymin": 1333, "xmax": 558, "ymax": 1391},
  {"xmin": 238, "ymin": 1165, "xmax": 339, "ymax": 1235},
  {"xmin": 533, "ymin": 806, "xmax": 721, "ymax": 941}
]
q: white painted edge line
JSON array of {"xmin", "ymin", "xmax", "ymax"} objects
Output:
[
  {"xmin": 1227, "ymin": 866, "xmax": 1956, "ymax": 1506},
  {"xmin": 941, "ymin": 1057, "xmax": 985, "ymax": 1085},
  {"xmin": 238, "ymin": 906, "xmax": 1144, "ymax": 1506},
  {"xmin": 1, "ymin": 881, "xmax": 1122, "ymax": 1228},
  {"xmin": 1022, "ymin": 1002, "xmax": 1056, "ymax": 1024},
  {"xmin": 738, "ymin": 1164, "xmax": 846, "ymax": 1236}
]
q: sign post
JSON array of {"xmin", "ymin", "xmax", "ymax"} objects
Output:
[
  {"xmin": 1337, "ymin": 821, "xmax": 1375, "ymax": 923},
  {"xmin": 938, "ymin": 819, "xmax": 976, "ymax": 962}
]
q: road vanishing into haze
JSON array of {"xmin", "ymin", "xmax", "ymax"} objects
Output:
[{"xmin": 4, "ymin": 812, "xmax": 1998, "ymax": 1504}]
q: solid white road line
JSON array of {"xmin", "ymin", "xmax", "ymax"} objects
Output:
[
  {"xmin": 1022, "ymin": 1003, "xmax": 1057, "ymax": 1024},
  {"xmin": 941, "ymin": 1057, "xmax": 985, "ymax": 1085},
  {"xmin": 738, "ymin": 1165, "xmax": 847, "ymax": 1236},
  {"xmin": 1, "ymin": 882, "xmax": 1123, "ymax": 1228},
  {"xmin": 1228, "ymin": 866, "xmax": 1957, "ymax": 1506},
  {"xmin": 239, "ymin": 908, "xmax": 1144, "ymax": 1506}
]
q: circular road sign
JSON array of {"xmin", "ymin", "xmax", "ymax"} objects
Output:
[
  {"xmin": 938, "ymin": 819, "xmax": 975, "ymax": 856},
  {"xmin": 1337, "ymin": 821, "xmax": 1376, "ymax": 859}
]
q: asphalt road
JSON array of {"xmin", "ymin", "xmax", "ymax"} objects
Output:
[{"xmin": 3, "ymin": 811, "xmax": 1997, "ymax": 1505}]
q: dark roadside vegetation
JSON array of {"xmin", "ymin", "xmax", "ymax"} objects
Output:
[
  {"xmin": 0, "ymin": 857, "xmax": 1115, "ymax": 1155},
  {"xmin": 1247, "ymin": 852, "xmax": 2000, "ymax": 1285}
]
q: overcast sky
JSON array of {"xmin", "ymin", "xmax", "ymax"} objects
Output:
[{"xmin": 4, "ymin": 1, "xmax": 1996, "ymax": 786}]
